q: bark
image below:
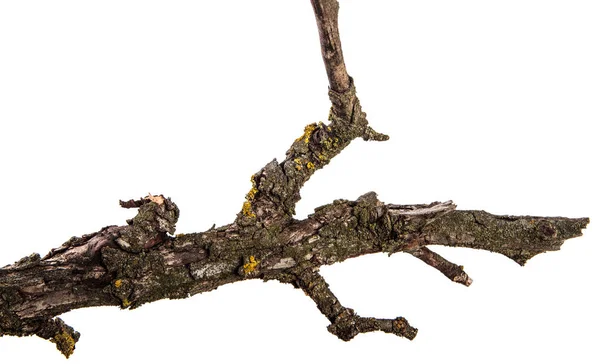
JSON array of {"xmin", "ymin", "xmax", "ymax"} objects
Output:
[
  {"xmin": 0, "ymin": 0, "xmax": 590, "ymax": 358},
  {"xmin": 310, "ymin": 0, "xmax": 351, "ymax": 92}
]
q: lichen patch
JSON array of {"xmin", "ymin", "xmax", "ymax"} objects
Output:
[
  {"xmin": 242, "ymin": 201, "xmax": 256, "ymax": 218},
  {"xmin": 295, "ymin": 123, "xmax": 317, "ymax": 144},
  {"xmin": 52, "ymin": 330, "xmax": 76, "ymax": 358},
  {"xmin": 243, "ymin": 256, "xmax": 259, "ymax": 274}
]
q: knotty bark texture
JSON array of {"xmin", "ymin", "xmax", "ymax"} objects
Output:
[{"xmin": 0, "ymin": 0, "xmax": 589, "ymax": 358}]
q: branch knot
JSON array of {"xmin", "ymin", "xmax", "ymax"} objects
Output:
[{"xmin": 116, "ymin": 194, "xmax": 179, "ymax": 253}]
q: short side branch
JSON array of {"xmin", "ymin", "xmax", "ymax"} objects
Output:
[
  {"xmin": 408, "ymin": 246, "xmax": 472, "ymax": 286},
  {"xmin": 292, "ymin": 268, "xmax": 417, "ymax": 341}
]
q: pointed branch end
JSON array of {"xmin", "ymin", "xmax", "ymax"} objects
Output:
[
  {"xmin": 391, "ymin": 316, "xmax": 418, "ymax": 340},
  {"xmin": 362, "ymin": 126, "xmax": 389, "ymax": 142},
  {"xmin": 35, "ymin": 317, "xmax": 80, "ymax": 358},
  {"xmin": 508, "ymin": 216, "xmax": 590, "ymax": 266},
  {"xmin": 410, "ymin": 247, "xmax": 472, "ymax": 287},
  {"xmin": 453, "ymin": 269, "xmax": 473, "ymax": 287}
]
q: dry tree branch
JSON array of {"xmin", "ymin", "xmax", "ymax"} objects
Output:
[{"xmin": 0, "ymin": 0, "xmax": 589, "ymax": 358}]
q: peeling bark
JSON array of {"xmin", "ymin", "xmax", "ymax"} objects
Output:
[{"xmin": 0, "ymin": 0, "xmax": 590, "ymax": 358}]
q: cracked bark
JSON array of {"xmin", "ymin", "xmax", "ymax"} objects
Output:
[{"xmin": 0, "ymin": 0, "xmax": 589, "ymax": 358}]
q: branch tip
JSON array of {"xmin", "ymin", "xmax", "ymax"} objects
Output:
[
  {"xmin": 294, "ymin": 269, "xmax": 416, "ymax": 342},
  {"xmin": 409, "ymin": 247, "xmax": 472, "ymax": 287},
  {"xmin": 35, "ymin": 317, "xmax": 80, "ymax": 358},
  {"xmin": 328, "ymin": 311, "xmax": 418, "ymax": 341},
  {"xmin": 362, "ymin": 126, "xmax": 389, "ymax": 141}
]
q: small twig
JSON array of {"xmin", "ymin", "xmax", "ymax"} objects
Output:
[
  {"xmin": 409, "ymin": 246, "xmax": 473, "ymax": 286},
  {"xmin": 292, "ymin": 268, "xmax": 417, "ymax": 341}
]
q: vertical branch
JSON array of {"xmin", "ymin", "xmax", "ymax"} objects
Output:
[{"xmin": 310, "ymin": 0, "xmax": 351, "ymax": 92}]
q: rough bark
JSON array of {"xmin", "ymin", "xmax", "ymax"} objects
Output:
[{"xmin": 0, "ymin": 0, "xmax": 590, "ymax": 358}]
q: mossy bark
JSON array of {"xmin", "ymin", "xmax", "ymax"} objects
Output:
[
  {"xmin": 0, "ymin": 0, "xmax": 590, "ymax": 358},
  {"xmin": 0, "ymin": 179, "xmax": 588, "ymax": 357}
]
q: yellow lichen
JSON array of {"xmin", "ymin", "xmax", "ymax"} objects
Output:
[
  {"xmin": 294, "ymin": 158, "xmax": 303, "ymax": 171},
  {"xmin": 53, "ymin": 330, "xmax": 76, "ymax": 358},
  {"xmin": 306, "ymin": 162, "xmax": 315, "ymax": 169},
  {"xmin": 318, "ymin": 154, "xmax": 326, "ymax": 161},
  {"xmin": 114, "ymin": 279, "xmax": 123, "ymax": 288},
  {"xmin": 248, "ymin": 174, "xmax": 257, "ymax": 193},
  {"xmin": 295, "ymin": 123, "xmax": 317, "ymax": 144},
  {"xmin": 246, "ymin": 187, "xmax": 258, "ymax": 200},
  {"xmin": 242, "ymin": 201, "xmax": 256, "ymax": 218},
  {"xmin": 241, "ymin": 174, "xmax": 258, "ymax": 218},
  {"xmin": 322, "ymin": 137, "xmax": 340, "ymax": 150},
  {"xmin": 243, "ymin": 256, "xmax": 259, "ymax": 274},
  {"xmin": 122, "ymin": 298, "xmax": 131, "ymax": 308}
]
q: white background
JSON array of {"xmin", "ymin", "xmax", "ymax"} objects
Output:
[{"xmin": 1, "ymin": 1, "xmax": 598, "ymax": 363}]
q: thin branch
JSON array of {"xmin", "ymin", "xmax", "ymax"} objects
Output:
[
  {"xmin": 310, "ymin": 0, "xmax": 351, "ymax": 92},
  {"xmin": 234, "ymin": 0, "xmax": 390, "ymax": 227},
  {"xmin": 292, "ymin": 268, "xmax": 418, "ymax": 341},
  {"xmin": 408, "ymin": 246, "xmax": 473, "ymax": 286}
]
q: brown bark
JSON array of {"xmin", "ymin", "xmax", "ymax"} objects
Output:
[
  {"xmin": 0, "ymin": 0, "xmax": 590, "ymax": 358},
  {"xmin": 310, "ymin": 0, "xmax": 351, "ymax": 92},
  {"xmin": 0, "ymin": 191, "xmax": 588, "ymax": 357}
]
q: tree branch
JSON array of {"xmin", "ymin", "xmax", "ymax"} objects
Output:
[
  {"xmin": 236, "ymin": 0, "xmax": 387, "ymax": 228},
  {"xmin": 408, "ymin": 246, "xmax": 473, "ymax": 286},
  {"xmin": 293, "ymin": 268, "xmax": 417, "ymax": 341},
  {"xmin": 0, "ymin": 0, "xmax": 590, "ymax": 358},
  {"xmin": 310, "ymin": 0, "xmax": 351, "ymax": 92},
  {"xmin": 0, "ymin": 191, "xmax": 588, "ymax": 356}
]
